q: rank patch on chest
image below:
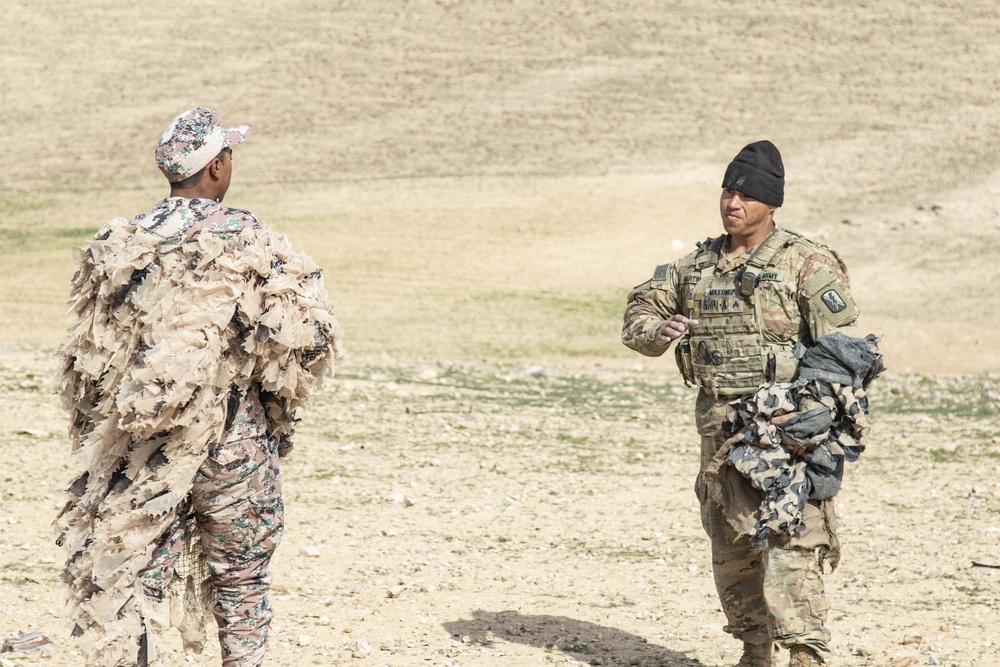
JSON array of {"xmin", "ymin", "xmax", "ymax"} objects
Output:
[
  {"xmin": 821, "ymin": 289, "xmax": 847, "ymax": 313},
  {"xmin": 700, "ymin": 294, "xmax": 746, "ymax": 314}
]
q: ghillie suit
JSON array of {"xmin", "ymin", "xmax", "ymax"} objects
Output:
[
  {"xmin": 707, "ymin": 333, "xmax": 884, "ymax": 565},
  {"xmin": 55, "ymin": 214, "xmax": 342, "ymax": 666}
]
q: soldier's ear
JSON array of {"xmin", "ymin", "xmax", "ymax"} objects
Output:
[{"xmin": 207, "ymin": 155, "xmax": 224, "ymax": 180}]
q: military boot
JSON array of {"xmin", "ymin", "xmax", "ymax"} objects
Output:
[
  {"xmin": 735, "ymin": 642, "xmax": 773, "ymax": 667},
  {"xmin": 788, "ymin": 645, "xmax": 824, "ymax": 666}
]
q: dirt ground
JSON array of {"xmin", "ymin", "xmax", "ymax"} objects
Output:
[
  {"xmin": 1, "ymin": 1, "xmax": 999, "ymax": 666},
  {"xmin": 1, "ymin": 348, "xmax": 998, "ymax": 667}
]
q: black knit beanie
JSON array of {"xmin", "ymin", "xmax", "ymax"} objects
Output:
[{"xmin": 721, "ymin": 140, "xmax": 784, "ymax": 207}]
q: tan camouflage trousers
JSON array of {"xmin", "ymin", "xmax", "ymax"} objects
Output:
[
  {"xmin": 699, "ymin": 430, "xmax": 832, "ymax": 659},
  {"xmin": 140, "ymin": 434, "xmax": 284, "ymax": 667}
]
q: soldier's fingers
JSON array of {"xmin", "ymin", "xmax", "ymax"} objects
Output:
[{"xmin": 771, "ymin": 412, "xmax": 798, "ymax": 425}]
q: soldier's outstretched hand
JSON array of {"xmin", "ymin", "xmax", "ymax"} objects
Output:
[{"xmin": 654, "ymin": 315, "xmax": 699, "ymax": 348}]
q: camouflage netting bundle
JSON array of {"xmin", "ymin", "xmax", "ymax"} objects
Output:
[
  {"xmin": 55, "ymin": 217, "xmax": 343, "ymax": 667},
  {"xmin": 711, "ymin": 333, "xmax": 883, "ymax": 555}
]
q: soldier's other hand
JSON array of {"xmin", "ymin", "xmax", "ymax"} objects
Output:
[
  {"xmin": 770, "ymin": 412, "xmax": 797, "ymax": 426},
  {"xmin": 654, "ymin": 315, "xmax": 699, "ymax": 347},
  {"xmin": 771, "ymin": 412, "xmax": 810, "ymax": 455}
]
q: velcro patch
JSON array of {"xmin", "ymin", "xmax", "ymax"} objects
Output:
[
  {"xmin": 758, "ymin": 270, "xmax": 783, "ymax": 282},
  {"xmin": 699, "ymin": 290, "xmax": 747, "ymax": 314},
  {"xmin": 653, "ymin": 264, "xmax": 669, "ymax": 281},
  {"xmin": 803, "ymin": 267, "xmax": 858, "ymax": 327}
]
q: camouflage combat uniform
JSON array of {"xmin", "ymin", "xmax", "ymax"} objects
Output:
[
  {"xmin": 132, "ymin": 192, "xmax": 287, "ymax": 667},
  {"xmin": 126, "ymin": 199, "xmax": 293, "ymax": 667},
  {"xmin": 622, "ymin": 227, "xmax": 859, "ymax": 659},
  {"xmin": 57, "ymin": 108, "xmax": 342, "ymax": 667},
  {"xmin": 140, "ymin": 388, "xmax": 281, "ymax": 667}
]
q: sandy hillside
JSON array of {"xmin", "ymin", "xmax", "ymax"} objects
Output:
[
  {"xmin": 0, "ymin": 1, "xmax": 999, "ymax": 666},
  {"xmin": 2, "ymin": 0, "xmax": 999, "ymax": 370}
]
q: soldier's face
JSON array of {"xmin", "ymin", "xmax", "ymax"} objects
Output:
[{"xmin": 719, "ymin": 188, "xmax": 775, "ymax": 240}]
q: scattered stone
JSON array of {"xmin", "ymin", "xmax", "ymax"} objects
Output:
[
  {"xmin": 927, "ymin": 655, "xmax": 942, "ymax": 665},
  {"xmin": 902, "ymin": 634, "xmax": 923, "ymax": 645},
  {"xmin": 352, "ymin": 639, "xmax": 372, "ymax": 658},
  {"xmin": 297, "ymin": 635, "xmax": 311, "ymax": 646},
  {"xmin": 1, "ymin": 632, "xmax": 53, "ymax": 657},
  {"xmin": 417, "ymin": 368, "xmax": 439, "ymax": 381}
]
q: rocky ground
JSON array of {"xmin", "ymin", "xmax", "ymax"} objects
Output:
[
  {"xmin": 3, "ymin": 3, "xmax": 1000, "ymax": 665},
  {"xmin": 1, "ymin": 346, "xmax": 997, "ymax": 666}
]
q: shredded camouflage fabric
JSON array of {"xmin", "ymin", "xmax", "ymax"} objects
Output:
[
  {"xmin": 55, "ymin": 207, "xmax": 343, "ymax": 667},
  {"xmin": 711, "ymin": 334, "xmax": 883, "ymax": 553}
]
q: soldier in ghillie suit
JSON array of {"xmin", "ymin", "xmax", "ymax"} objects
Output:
[
  {"xmin": 622, "ymin": 141, "xmax": 872, "ymax": 667},
  {"xmin": 56, "ymin": 107, "xmax": 343, "ymax": 667}
]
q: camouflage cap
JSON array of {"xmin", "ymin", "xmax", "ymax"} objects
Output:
[{"xmin": 155, "ymin": 107, "xmax": 250, "ymax": 182}]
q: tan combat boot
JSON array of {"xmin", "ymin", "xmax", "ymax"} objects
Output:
[
  {"xmin": 736, "ymin": 642, "xmax": 773, "ymax": 667},
  {"xmin": 788, "ymin": 645, "xmax": 824, "ymax": 666}
]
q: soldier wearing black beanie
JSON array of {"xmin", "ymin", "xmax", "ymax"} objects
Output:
[
  {"xmin": 623, "ymin": 139, "xmax": 866, "ymax": 667},
  {"xmin": 722, "ymin": 140, "xmax": 785, "ymax": 207}
]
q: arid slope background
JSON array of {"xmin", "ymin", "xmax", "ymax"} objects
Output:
[{"xmin": 0, "ymin": 2, "xmax": 998, "ymax": 666}]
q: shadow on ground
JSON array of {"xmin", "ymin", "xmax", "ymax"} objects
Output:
[{"xmin": 443, "ymin": 610, "xmax": 709, "ymax": 667}]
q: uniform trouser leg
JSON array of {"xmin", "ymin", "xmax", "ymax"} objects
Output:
[
  {"xmin": 138, "ymin": 513, "xmax": 188, "ymax": 666},
  {"xmin": 698, "ymin": 419, "xmax": 832, "ymax": 657},
  {"xmin": 761, "ymin": 547, "xmax": 831, "ymax": 657},
  {"xmin": 140, "ymin": 435, "xmax": 284, "ymax": 667},
  {"xmin": 192, "ymin": 435, "xmax": 284, "ymax": 667},
  {"xmin": 702, "ymin": 497, "xmax": 772, "ymax": 645},
  {"xmin": 704, "ymin": 501, "xmax": 832, "ymax": 655}
]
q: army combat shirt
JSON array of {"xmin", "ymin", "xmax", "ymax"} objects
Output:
[{"xmin": 622, "ymin": 226, "xmax": 860, "ymax": 374}]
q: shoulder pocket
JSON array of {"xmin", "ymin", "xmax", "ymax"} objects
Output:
[
  {"xmin": 630, "ymin": 278, "xmax": 653, "ymax": 293},
  {"xmin": 802, "ymin": 266, "xmax": 859, "ymax": 328}
]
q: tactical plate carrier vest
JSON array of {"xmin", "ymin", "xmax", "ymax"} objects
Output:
[{"xmin": 674, "ymin": 229, "xmax": 802, "ymax": 396}]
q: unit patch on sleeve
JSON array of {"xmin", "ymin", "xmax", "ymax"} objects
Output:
[
  {"xmin": 821, "ymin": 289, "xmax": 847, "ymax": 313},
  {"xmin": 803, "ymin": 266, "xmax": 859, "ymax": 327}
]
